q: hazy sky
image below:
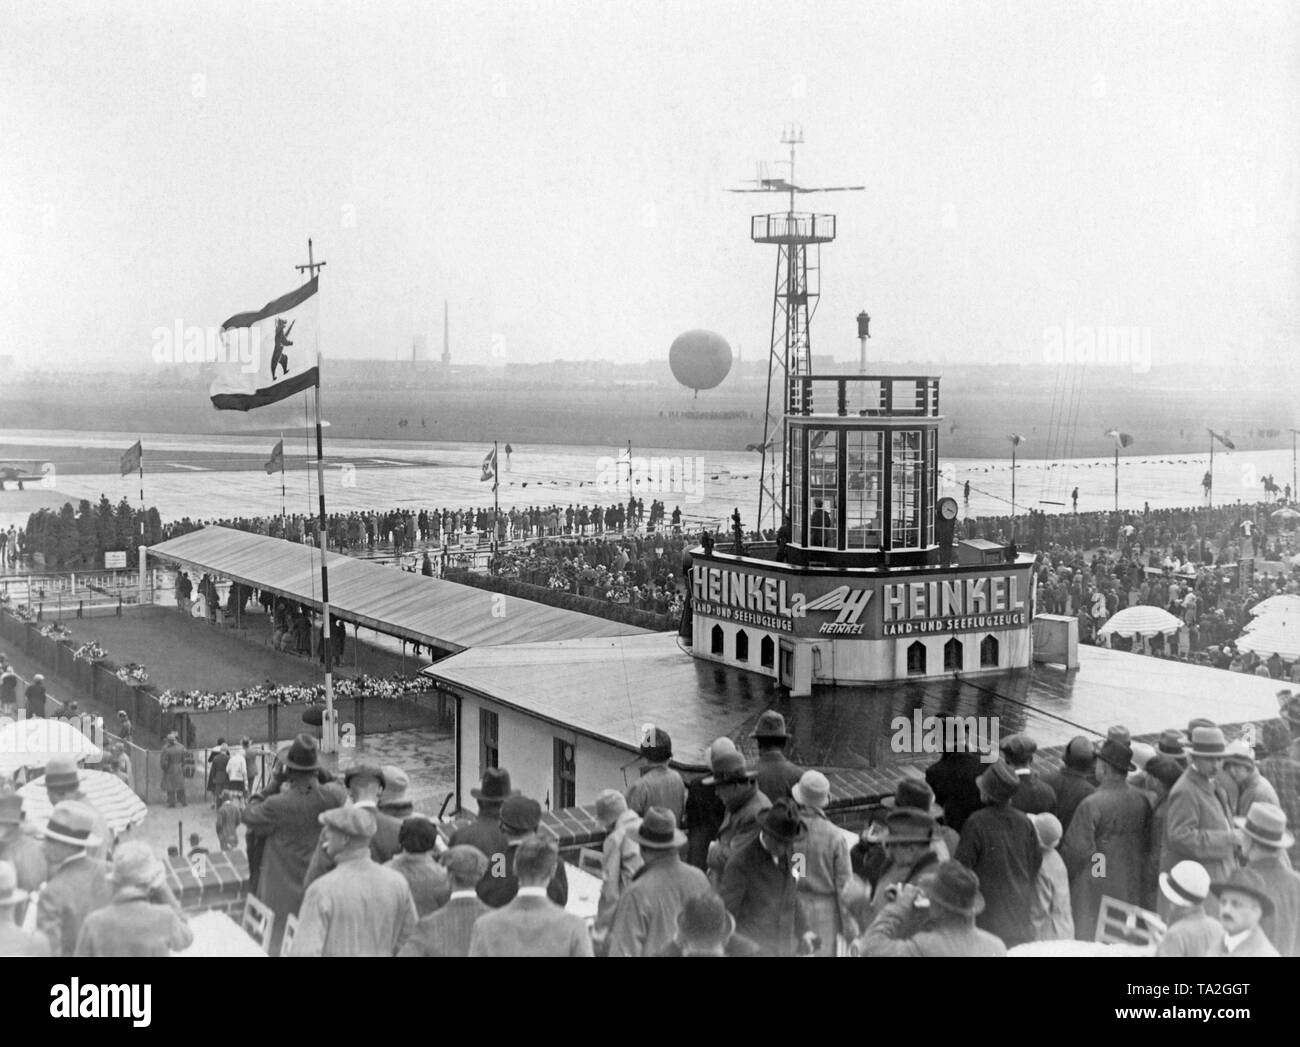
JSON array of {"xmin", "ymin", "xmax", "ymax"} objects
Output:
[{"xmin": 3, "ymin": 1, "xmax": 1296, "ymax": 373}]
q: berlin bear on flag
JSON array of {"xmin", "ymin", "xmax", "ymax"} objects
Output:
[{"xmin": 210, "ymin": 277, "xmax": 320, "ymax": 411}]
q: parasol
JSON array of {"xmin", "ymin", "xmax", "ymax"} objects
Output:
[
  {"xmin": 1234, "ymin": 618, "xmax": 1300, "ymax": 662},
  {"xmin": 1271, "ymin": 507, "xmax": 1300, "ymax": 520},
  {"xmin": 1248, "ymin": 594, "xmax": 1300, "ymax": 619},
  {"xmin": 0, "ymin": 717, "xmax": 103, "ymax": 776},
  {"xmin": 1097, "ymin": 606, "xmax": 1185, "ymax": 640},
  {"xmin": 18, "ymin": 768, "xmax": 148, "ymax": 832}
]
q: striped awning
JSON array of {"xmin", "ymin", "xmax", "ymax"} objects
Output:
[
  {"xmin": 1098, "ymin": 605, "xmax": 1184, "ymax": 640},
  {"xmin": 18, "ymin": 768, "xmax": 148, "ymax": 832}
]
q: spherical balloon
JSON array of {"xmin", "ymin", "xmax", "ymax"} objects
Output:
[{"xmin": 669, "ymin": 330, "xmax": 732, "ymax": 397}]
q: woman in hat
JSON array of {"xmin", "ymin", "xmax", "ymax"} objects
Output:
[{"xmin": 74, "ymin": 841, "xmax": 193, "ymax": 957}]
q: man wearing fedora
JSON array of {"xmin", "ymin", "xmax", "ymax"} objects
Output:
[
  {"xmin": 658, "ymin": 890, "xmax": 762, "ymax": 957},
  {"xmin": 241, "ymin": 733, "xmax": 348, "ymax": 954},
  {"xmin": 304, "ymin": 762, "xmax": 401, "ymax": 887},
  {"xmin": 74, "ymin": 841, "xmax": 192, "ymax": 956},
  {"xmin": 1160, "ymin": 725, "xmax": 1240, "ymax": 920},
  {"xmin": 1211, "ymin": 867, "xmax": 1280, "ymax": 957},
  {"xmin": 1155, "ymin": 860, "xmax": 1224, "ymax": 957},
  {"xmin": 292, "ymin": 805, "xmax": 418, "ymax": 956},
  {"xmin": 625, "ymin": 724, "xmax": 686, "ymax": 825},
  {"xmin": 400, "ymin": 845, "xmax": 491, "ymax": 957},
  {"xmin": 42, "ymin": 756, "xmax": 113, "ymax": 861},
  {"xmin": 449, "ymin": 767, "xmax": 513, "ymax": 870},
  {"xmin": 160, "ymin": 730, "xmax": 187, "ymax": 808},
  {"xmin": 476, "ymin": 795, "xmax": 568, "ymax": 908},
  {"xmin": 0, "ymin": 859, "xmax": 49, "ymax": 956},
  {"xmin": 704, "ymin": 748, "xmax": 770, "ymax": 887},
  {"xmin": 469, "ymin": 834, "xmax": 593, "ymax": 957},
  {"xmin": 607, "ymin": 807, "xmax": 709, "ymax": 958},
  {"xmin": 1001, "ymin": 733, "xmax": 1056, "ymax": 815},
  {"xmin": 954, "ymin": 760, "xmax": 1041, "ymax": 947},
  {"xmin": 1224, "ymin": 740, "xmax": 1280, "ymax": 818},
  {"xmin": 791, "ymin": 770, "xmax": 855, "ymax": 955},
  {"xmin": 719, "ymin": 798, "xmax": 815, "ymax": 957},
  {"xmin": 1061, "ymin": 737, "xmax": 1153, "ymax": 939},
  {"xmin": 1240, "ymin": 801, "xmax": 1300, "ymax": 956},
  {"xmin": 0, "ymin": 793, "xmax": 46, "ymax": 915},
  {"xmin": 855, "ymin": 860, "xmax": 1006, "ymax": 957},
  {"xmin": 378, "ymin": 764, "xmax": 415, "ymax": 821},
  {"xmin": 681, "ymin": 738, "xmax": 731, "ymax": 872},
  {"xmin": 1043, "ymin": 736, "xmax": 1097, "ymax": 833},
  {"xmin": 592, "ymin": 789, "xmax": 642, "ymax": 946},
  {"xmin": 863, "ymin": 809, "xmax": 942, "ymax": 929},
  {"xmin": 751, "ymin": 710, "xmax": 803, "ymax": 804},
  {"xmin": 35, "ymin": 800, "xmax": 111, "ymax": 957}
]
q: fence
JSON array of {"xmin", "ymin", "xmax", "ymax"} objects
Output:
[{"xmin": 442, "ymin": 569, "xmax": 675, "ymax": 631}]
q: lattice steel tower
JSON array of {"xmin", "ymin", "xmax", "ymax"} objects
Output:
[{"xmin": 731, "ymin": 128, "xmax": 863, "ymax": 533}]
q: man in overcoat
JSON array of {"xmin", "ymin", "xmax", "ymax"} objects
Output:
[{"xmin": 1160, "ymin": 726, "xmax": 1240, "ymax": 920}]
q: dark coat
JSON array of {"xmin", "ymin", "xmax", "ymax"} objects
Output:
[
  {"xmin": 241, "ymin": 777, "xmax": 347, "ymax": 931},
  {"xmin": 24, "ymin": 683, "xmax": 46, "ymax": 718},
  {"xmin": 719, "ymin": 836, "xmax": 807, "ymax": 957},
  {"xmin": 207, "ymin": 751, "xmax": 230, "ymax": 795},
  {"xmin": 1061, "ymin": 780, "xmax": 1153, "ymax": 939},
  {"xmin": 449, "ymin": 815, "xmax": 509, "ymax": 868},
  {"xmin": 954, "ymin": 802, "xmax": 1042, "ymax": 947},
  {"xmin": 754, "ymin": 750, "xmax": 803, "ymax": 804},
  {"xmin": 1044, "ymin": 766, "xmax": 1096, "ymax": 833},
  {"xmin": 476, "ymin": 842, "xmax": 568, "ymax": 909},
  {"xmin": 160, "ymin": 741, "xmax": 186, "ymax": 792},
  {"xmin": 925, "ymin": 752, "xmax": 984, "ymax": 833},
  {"xmin": 683, "ymin": 773, "xmax": 725, "ymax": 871},
  {"xmin": 1010, "ymin": 772, "xmax": 1057, "ymax": 816}
]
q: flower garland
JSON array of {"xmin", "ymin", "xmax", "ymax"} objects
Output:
[
  {"xmin": 116, "ymin": 662, "xmax": 150, "ymax": 685},
  {"xmin": 38, "ymin": 622, "xmax": 71, "ymax": 640},
  {"xmin": 155, "ymin": 673, "xmax": 431, "ymax": 713},
  {"xmin": 74, "ymin": 641, "xmax": 107, "ymax": 662}
]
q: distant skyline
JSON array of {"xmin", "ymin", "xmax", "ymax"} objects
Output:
[{"xmin": 3, "ymin": 1, "xmax": 1296, "ymax": 376}]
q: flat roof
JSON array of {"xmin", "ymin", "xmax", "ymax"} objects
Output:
[
  {"xmin": 425, "ymin": 636, "xmax": 1285, "ymax": 769},
  {"xmin": 148, "ymin": 526, "xmax": 648, "ymax": 653}
]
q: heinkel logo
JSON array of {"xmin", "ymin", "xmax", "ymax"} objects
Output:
[{"xmin": 804, "ymin": 586, "xmax": 873, "ymax": 635}]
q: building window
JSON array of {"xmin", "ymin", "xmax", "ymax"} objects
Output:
[
  {"xmin": 808, "ymin": 429, "xmax": 838, "ymax": 548},
  {"xmin": 480, "ymin": 708, "xmax": 499, "ymax": 776},
  {"xmin": 924, "ymin": 432, "xmax": 937, "ymax": 548},
  {"xmin": 980, "ymin": 634, "xmax": 999, "ymax": 667},
  {"xmin": 711, "ymin": 624, "xmax": 724, "ymax": 655},
  {"xmin": 790, "ymin": 427, "xmax": 805, "ymax": 542},
  {"xmin": 760, "ymin": 635, "xmax": 775, "ymax": 669},
  {"xmin": 891, "ymin": 430, "xmax": 922, "ymax": 550},
  {"xmin": 846, "ymin": 429, "xmax": 884, "ymax": 550},
  {"xmin": 906, "ymin": 640, "xmax": 927, "ymax": 676},
  {"xmin": 735, "ymin": 629, "xmax": 749, "ymax": 662},
  {"xmin": 553, "ymin": 737, "xmax": 576, "ymax": 810},
  {"xmin": 943, "ymin": 637, "xmax": 963, "ymax": 671}
]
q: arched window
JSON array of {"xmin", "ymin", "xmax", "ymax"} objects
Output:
[
  {"xmin": 711, "ymin": 624, "xmax": 724, "ymax": 655},
  {"xmin": 980, "ymin": 634, "xmax": 999, "ymax": 667},
  {"xmin": 943, "ymin": 637, "xmax": 963, "ymax": 671},
  {"xmin": 735, "ymin": 629, "xmax": 749, "ymax": 662},
  {"xmin": 760, "ymin": 635, "xmax": 775, "ymax": 669},
  {"xmin": 906, "ymin": 640, "xmax": 927, "ymax": 676}
]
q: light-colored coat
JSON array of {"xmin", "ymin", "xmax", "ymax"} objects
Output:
[
  {"xmin": 608, "ymin": 854, "xmax": 710, "ymax": 958},
  {"xmin": 1031, "ymin": 848, "xmax": 1074, "ymax": 941},
  {"xmin": 36, "ymin": 853, "xmax": 112, "ymax": 957},
  {"xmin": 794, "ymin": 807, "xmax": 855, "ymax": 949},
  {"xmin": 1160, "ymin": 768, "xmax": 1236, "ymax": 916},
  {"xmin": 595, "ymin": 809, "xmax": 642, "ymax": 933},
  {"xmin": 74, "ymin": 888, "xmax": 193, "ymax": 957},
  {"xmin": 1249, "ymin": 852, "xmax": 1300, "ymax": 957},
  {"xmin": 468, "ymin": 892, "xmax": 593, "ymax": 957},
  {"xmin": 1155, "ymin": 908, "xmax": 1223, "ymax": 957},
  {"xmin": 291, "ymin": 849, "xmax": 417, "ymax": 957},
  {"xmin": 1220, "ymin": 925, "xmax": 1280, "ymax": 957},
  {"xmin": 707, "ymin": 786, "xmax": 770, "ymax": 885},
  {"xmin": 398, "ymin": 893, "xmax": 491, "ymax": 958}
]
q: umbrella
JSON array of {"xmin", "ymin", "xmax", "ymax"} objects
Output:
[
  {"xmin": 1271, "ymin": 507, "xmax": 1300, "ymax": 520},
  {"xmin": 18, "ymin": 768, "xmax": 148, "ymax": 832},
  {"xmin": 1098, "ymin": 606, "xmax": 1185, "ymax": 640},
  {"xmin": 1248, "ymin": 594, "xmax": 1300, "ymax": 619},
  {"xmin": 0, "ymin": 717, "xmax": 102, "ymax": 777},
  {"xmin": 1234, "ymin": 618, "xmax": 1300, "ymax": 662}
]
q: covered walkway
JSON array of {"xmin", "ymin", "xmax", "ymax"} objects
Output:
[{"xmin": 146, "ymin": 526, "xmax": 649, "ymax": 655}]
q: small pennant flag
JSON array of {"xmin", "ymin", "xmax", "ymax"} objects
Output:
[
  {"xmin": 1208, "ymin": 429, "xmax": 1236, "ymax": 451},
  {"xmin": 119, "ymin": 441, "xmax": 142, "ymax": 477},
  {"xmin": 211, "ymin": 277, "xmax": 320, "ymax": 411},
  {"xmin": 480, "ymin": 447, "xmax": 498, "ymax": 487},
  {"xmin": 1106, "ymin": 429, "xmax": 1135, "ymax": 448},
  {"xmin": 264, "ymin": 440, "xmax": 284, "ymax": 475},
  {"xmin": 1009, "ymin": 434, "xmax": 1024, "ymax": 446}
]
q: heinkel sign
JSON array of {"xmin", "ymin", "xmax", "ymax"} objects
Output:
[{"xmin": 691, "ymin": 562, "xmax": 1031, "ymax": 640}]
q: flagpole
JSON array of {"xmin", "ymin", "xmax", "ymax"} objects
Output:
[
  {"xmin": 297, "ymin": 238, "xmax": 335, "ymax": 753},
  {"xmin": 1114, "ymin": 443, "xmax": 1119, "ymax": 513},
  {"xmin": 279, "ymin": 433, "xmax": 286, "ymax": 537},
  {"xmin": 492, "ymin": 439, "xmax": 499, "ymax": 575},
  {"xmin": 1208, "ymin": 430, "xmax": 1214, "ymax": 510}
]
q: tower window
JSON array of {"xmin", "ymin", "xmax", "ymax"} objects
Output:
[
  {"xmin": 980, "ymin": 634, "xmax": 999, "ymax": 667},
  {"xmin": 906, "ymin": 640, "xmax": 927, "ymax": 676}
]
